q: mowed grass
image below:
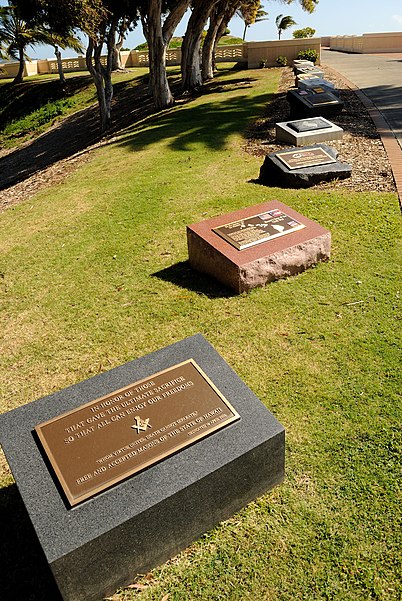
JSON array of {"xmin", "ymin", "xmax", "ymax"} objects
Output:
[{"xmin": 0, "ymin": 67, "xmax": 401, "ymax": 601}]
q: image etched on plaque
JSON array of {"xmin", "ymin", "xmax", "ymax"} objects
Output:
[
  {"xmin": 212, "ymin": 209, "xmax": 306, "ymax": 250},
  {"xmin": 34, "ymin": 360, "xmax": 240, "ymax": 506},
  {"xmin": 276, "ymin": 147, "xmax": 336, "ymax": 170},
  {"xmin": 287, "ymin": 118, "xmax": 332, "ymax": 133}
]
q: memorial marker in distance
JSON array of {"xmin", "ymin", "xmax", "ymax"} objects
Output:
[
  {"xmin": 275, "ymin": 147, "xmax": 336, "ymax": 170},
  {"xmin": 0, "ymin": 334, "xmax": 285, "ymax": 601},
  {"xmin": 259, "ymin": 144, "xmax": 352, "ymax": 188},
  {"xmin": 287, "ymin": 88, "xmax": 343, "ymax": 118},
  {"xmin": 288, "ymin": 117, "xmax": 332, "ymax": 133},
  {"xmin": 275, "ymin": 117, "xmax": 344, "ymax": 146}
]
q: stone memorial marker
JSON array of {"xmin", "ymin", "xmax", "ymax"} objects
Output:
[
  {"xmin": 298, "ymin": 77, "xmax": 338, "ymax": 95},
  {"xmin": 294, "ymin": 65, "xmax": 325, "ymax": 77},
  {"xmin": 187, "ymin": 200, "xmax": 331, "ymax": 293},
  {"xmin": 0, "ymin": 334, "xmax": 285, "ymax": 601},
  {"xmin": 275, "ymin": 117, "xmax": 344, "ymax": 146},
  {"xmin": 287, "ymin": 88, "xmax": 343, "ymax": 119},
  {"xmin": 259, "ymin": 144, "xmax": 352, "ymax": 188},
  {"xmin": 288, "ymin": 117, "xmax": 332, "ymax": 132}
]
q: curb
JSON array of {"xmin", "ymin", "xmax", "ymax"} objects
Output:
[{"xmin": 323, "ymin": 63, "xmax": 402, "ymax": 209}]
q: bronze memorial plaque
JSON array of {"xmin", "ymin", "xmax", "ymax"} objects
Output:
[
  {"xmin": 276, "ymin": 147, "xmax": 336, "ymax": 170},
  {"xmin": 35, "ymin": 360, "xmax": 240, "ymax": 506},
  {"xmin": 212, "ymin": 209, "xmax": 305, "ymax": 250}
]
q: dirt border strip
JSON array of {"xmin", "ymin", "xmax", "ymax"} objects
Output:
[{"xmin": 324, "ymin": 63, "xmax": 402, "ymax": 209}]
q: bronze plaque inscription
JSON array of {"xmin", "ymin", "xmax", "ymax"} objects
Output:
[
  {"xmin": 35, "ymin": 360, "xmax": 240, "ymax": 507},
  {"xmin": 276, "ymin": 147, "xmax": 336, "ymax": 170},
  {"xmin": 212, "ymin": 209, "xmax": 305, "ymax": 250}
]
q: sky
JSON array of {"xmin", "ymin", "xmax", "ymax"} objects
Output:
[{"xmin": 2, "ymin": 0, "xmax": 402, "ymax": 60}]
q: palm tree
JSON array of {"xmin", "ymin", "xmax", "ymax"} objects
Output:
[
  {"xmin": 42, "ymin": 31, "xmax": 84, "ymax": 84},
  {"xmin": 275, "ymin": 14, "xmax": 297, "ymax": 40},
  {"xmin": 0, "ymin": 1, "xmax": 48, "ymax": 83},
  {"xmin": 237, "ymin": 1, "xmax": 268, "ymax": 42}
]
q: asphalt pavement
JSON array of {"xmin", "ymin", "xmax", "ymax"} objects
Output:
[{"xmin": 321, "ymin": 49, "xmax": 402, "ymax": 149}]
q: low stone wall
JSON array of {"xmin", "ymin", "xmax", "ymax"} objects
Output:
[
  {"xmin": 247, "ymin": 38, "xmax": 321, "ymax": 68},
  {"xmin": 328, "ymin": 31, "xmax": 402, "ymax": 54},
  {"xmin": 0, "ymin": 41, "xmax": 307, "ymax": 79}
]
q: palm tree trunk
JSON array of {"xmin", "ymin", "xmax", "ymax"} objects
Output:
[
  {"xmin": 13, "ymin": 46, "xmax": 25, "ymax": 84},
  {"xmin": 54, "ymin": 46, "xmax": 66, "ymax": 84}
]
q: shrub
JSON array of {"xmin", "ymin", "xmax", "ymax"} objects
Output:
[
  {"xmin": 297, "ymin": 48, "xmax": 318, "ymax": 63},
  {"xmin": 276, "ymin": 55, "xmax": 288, "ymax": 67},
  {"xmin": 293, "ymin": 27, "xmax": 316, "ymax": 38}
]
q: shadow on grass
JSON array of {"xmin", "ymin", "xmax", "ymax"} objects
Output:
[
  {"xmin": 0, "ymin": 483, "xmax": 62, "ymax": 601},
  {"xmin": 152, "ymin": 261, "xmax": 235, "ymax": 299},
  {"xmin": 0, "ymin": 69, "xmax": 275, "ymax": 191},
  {"xmin": 0, "ymin": 74, "xmax": 154, "ymax": 191},
  {"xmin": 116, "ymin": 89, "xmax": 275, "ymax": 153}
]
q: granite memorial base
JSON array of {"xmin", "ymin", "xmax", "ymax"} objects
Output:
[
  {"xmin": 0, "ymin": 334, "xmax": 285, "ymax": 601},
  {"xmin": 259, "ymin": 144, "xmax": 352, "ymax": 188},
  {"xmin": 286, "ymin": 88, "xmax": 344, "ymax": 119},
  {"xmin": 292, "ymin": 59, "xmax": 314, "ymax": 70},
  {"xmin": 276, "ymin": 117, "xmax": 344, "ymax": 146},
  {"xmin": 298, "ymin": 77, "xmax": 339, "ymax": 95},
  {"xmin": 294, "ymin": 65, "xmax": 325, "ymax": 77},
  {"xmin": 187, "ymin": 201, "xmax": 331, "ymax": 293}
]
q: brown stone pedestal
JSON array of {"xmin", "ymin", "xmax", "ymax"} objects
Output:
[{"xmin": 187, "ymin": 201, "xmax": 331, "ymax": 293}]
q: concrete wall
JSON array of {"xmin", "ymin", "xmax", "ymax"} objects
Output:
[
  {"xmin": 328, "ymin": 31, "xmax": 402, "ymax": 54},
  {"xmin": 247, "ymin": 37, "xmax": 321, "ymax": 68},
  {"xmin": 1, "ymin": 32, "xmax": 400, "ymax": 80},
  {"xmin": 0, "ymin": 41, "xmax": 311, "ymax": 79}
]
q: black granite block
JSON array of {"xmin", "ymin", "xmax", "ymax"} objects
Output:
[
  {"xmin": 287, "ymin": 88, "xmax": 343, "ymax": 119},
  {"xmin": 259, "ymin": 144, "xmax": 352, "ymax": 188},
  {"xmin": 0, "ymin": 334, "xmax": 285, "ymax": 601}
]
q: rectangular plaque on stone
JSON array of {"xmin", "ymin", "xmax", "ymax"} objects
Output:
[
  {"xmin": 188, "ymin": 201, "xmax": 331, "ymax": 293},
  {"xmin": 276, "ymin": 147, "xmax": 336, "ymax": 170},
  {"xmin": 35, "ymin": 360, "xmax": 240, "ymax": 506},
  {"xmin": 287, "ymin": 118, "xmax": 332, "ymax": 133},
  {"xmin": 0, "ymin": 334, "xmax": 285, "ymax": 601},
  {"xmin": 307, "ymin": 92, "xmax": 339, "ymax": 106},
  {"xmin": 212, "ymin": 210, "xmax": 305, "ymax": 250}
]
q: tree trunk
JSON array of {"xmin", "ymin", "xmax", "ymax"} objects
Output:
[
  {"xmin": 202, "ymin": 1, "xmax": 238, "ymax": 82},
  {"xmin": 146, "ymin": 0, "xmax": 174, "ymax": 109},
  {"xmin": 243, "ymin": 23, "xmax": 247, "ymax": 41},
  {"xmin": 141, "ymin": 0, "xmax": 189, "ymax": 109},
  {"xmin": 202, "ymin": 14, "xmax": 225, "ymax": 81},
  {"xmin": 112, "ymin": 19, "xmax": 129, "ymax": 71},
  {"xmin": 54, "ymin": 46, "xmax": 66, "ymax": 84},
  {"xmin": 13, "ymin": 46, "xmax": 25, "ymax": 84},
  {"xmin": 181, "ymin": 0, "xmax": 218, "ymax": 91},
  {"xmin": 86, "ymin": 37, "xmax": 111, "ymax": 133}
]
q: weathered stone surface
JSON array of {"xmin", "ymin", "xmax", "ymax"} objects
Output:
[
  {"xmin": 187, "ymin": 201, "xmax": 331, "ymax": 293},
  {"xmin": 259, "ymin": 144, "xmax": 352, "ymax": 188},
  {"xmin": 287, "ymin": 88, "xmax": 344, "ymax": 119},
  {"xmin": 276, "ymin": 117, "xmax": 344, "ymax": 146}
]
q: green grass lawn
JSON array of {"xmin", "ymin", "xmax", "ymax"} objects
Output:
[{"xmin": 0, "ymin": 67, "xmax": 401, "ymax": 601}]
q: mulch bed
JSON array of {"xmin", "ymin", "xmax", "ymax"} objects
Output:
[{"xmin": 244, "ymin": 66, "xmax": 396, "ymax": 193}]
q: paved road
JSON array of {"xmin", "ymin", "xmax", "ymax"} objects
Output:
[{"xmin": 321, "ymin": 49, "xmax": 402, "ymax": 148}]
